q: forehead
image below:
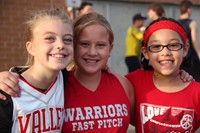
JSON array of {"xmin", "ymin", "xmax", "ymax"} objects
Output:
[
  {"xmin": 148, "ymin": 29, "xmax": 182, "ymax": 42},
  {"xmin": 34, "ymin": 17, "xmax": 63, "ymax": 27},
  {"xmin": 78, "ymin": 24, "xmax": 110, "ymax": 43},
  {"xmin": 81, "ymin": 24, "xmax": 108, "ymax": 35},
  {"xmin": 33, "ymin": 17, "xmax": 72, "ymax": 33},
  {"xmin": 148, "ymin": 9, "xmax": 155, "ymax": 12}
]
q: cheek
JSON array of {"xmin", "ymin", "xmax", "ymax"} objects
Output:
[
  {"xmin": 147, "ymin": 12, "xmax": 151, "ymax": 18},
  {"xmin": 147, "ymin": 54, "xmax": 158, "ymax": 66},
  {"xmin": 101, "ymin": 50, "xmax": 111, "ymax": 60},
  {"xmin": 74, "ymin": 48, "xmax": 87, "ymax": 63},
  {"xmin": 67, "ymin": 45, "xmax": 74, "ymax": 54},
  {"xmin": 148, "ymin": 10, "xmax": 153, "ymax": 17},
  {"xmin": 35, "ymin": 46, "xmax": 46, "ymax": 56},
  {"xmin": 175, "ymin": 52, "xmax": 185, "ymax": 62}
]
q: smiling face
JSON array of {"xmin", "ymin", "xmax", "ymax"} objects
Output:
[
  {"xmin": 74, "ymin": 24, "xmax": 113, "ymax": 75},
  {"xmin": 27, "ymin": 18, "xmax": 73, "ymax": 71},
  {"xmin": 142, "ymin": 29, "xmax": 189, "ymax": 76}
]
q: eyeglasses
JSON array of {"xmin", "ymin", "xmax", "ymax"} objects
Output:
[{"xmin": 147, "ymin": 43, "xmax": 183, "ymax": 53}]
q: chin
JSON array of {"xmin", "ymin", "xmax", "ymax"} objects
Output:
[
  {"xmin": 160, "ymin": 71, "xmax": 175, "ymax": 76},
  {"xmin": 54, "ymin": 64, "xmax": 67, "ymax": 70},
  {"xmin": 84, "ymin": 68, "xmax": 100, "ymax": 74}
]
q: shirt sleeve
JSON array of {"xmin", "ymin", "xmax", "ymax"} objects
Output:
[
  {"xmin": 132, "ymin": 28, "xmax": 143, "ymax": 40},
  {"xmin": 0, "ymin": 90, "xmax": 13, "ymax": 132}
]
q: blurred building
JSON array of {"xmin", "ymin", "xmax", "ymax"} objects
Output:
[{"xmin": 1, "ymin": 0, "xmax": 200, "ymax": 75}]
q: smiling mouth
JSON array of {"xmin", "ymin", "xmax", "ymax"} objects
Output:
[
  {"xmin": 50, "ymin": 54, "xmax": 66, "ymax": 58},
  {"xmin": 159, "ymin": 60, "xmax": 173, "ymax": 65},
  {"xmin": 85, "ymin": 59, "xmax": 99, "ymax": 63}
]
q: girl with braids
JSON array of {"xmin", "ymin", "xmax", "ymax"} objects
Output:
[{"xmin": 126, "ymin": 17, "xmax": 200, "ymax": 133}]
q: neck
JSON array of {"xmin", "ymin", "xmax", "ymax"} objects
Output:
[
  {"xmin": 153, "ymin": 71, "xmax": 188, "ymax": 93},
  {"xmin": 153, "ymin": 16, "xmax": 159, "ymax": 21},
  {"xmin": 153, "ymin": 71, "xmax": 179, "ymax": 80},
  {"xmin": 180, "ymin": 13, "xmax": 190, "ymax": 19},
  {"xmin": 74, "ymin": 68, "xmax": 101, "ymax": 91},
  {"xmin": 22, "ymin": 66, "xmax": 59, "ymax": 89}
]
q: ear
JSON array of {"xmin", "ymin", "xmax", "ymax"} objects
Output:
[
  {"xmin": 141, "ymin": 46, "xmax": 149, "ymax": 60},
  {"xmin": 183, "ymin": 43, "xmax": 189, "ymax": 57},
  {"xmin": 188, "ymin": 8, "xmax": 191, "ymax": 14},
  {"xmin": 109, "ymin": 43, "xmax": 114, "ymax": 52},
  {"xmin": 26, "ymin": 41, "xmax": 36, "ymax": 56}
]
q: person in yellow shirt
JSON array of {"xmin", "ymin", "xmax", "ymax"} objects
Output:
[{"xmin": 125, "ymin": 13, "xmax": 146, "ymax": 72}]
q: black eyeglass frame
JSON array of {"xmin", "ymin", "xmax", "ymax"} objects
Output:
[{"xmin": 147, "ymin": 43, "xmax": 184, "ymax": 53}]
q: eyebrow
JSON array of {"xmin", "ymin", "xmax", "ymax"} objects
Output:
[
  {"xmin": 42, "ymin": 31, "xmax": 73, "ymax": 37},
  {"xmin": 148, "ymin": 38, "xmax": 181, "ymax": 44}
]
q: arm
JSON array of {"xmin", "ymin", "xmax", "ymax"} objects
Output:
[
  {"xmin": 0, "ymin": 91, "xmax": 13, "ymax": 132},
  {"xmin": 115, "ymin": 74, "xmax": 135, "ymax": 126},
  {"xmin": 190, "ymin": 21, "xmax": 200, "ymax": 59},
  {"xmin": 133, "ymin": 30, "xmax": 143, "ymax": 41},
  {"xmin": 0, "ymin": 71, "xmax": 20, "ymax": 100}
]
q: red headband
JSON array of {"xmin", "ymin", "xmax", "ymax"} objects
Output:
[{"xmin": 143, "ymin": 20, "xmax": 187, "ymax": 47}]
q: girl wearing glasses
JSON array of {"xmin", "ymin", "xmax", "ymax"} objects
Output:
[{"xmin": 126, "ymin": 17, "xmax": 200, "ymax": 132}]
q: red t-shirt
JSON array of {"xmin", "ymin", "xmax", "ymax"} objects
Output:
[{"xmin": 126, "ymin": 69, "xmax": 200, "ymax": 133}]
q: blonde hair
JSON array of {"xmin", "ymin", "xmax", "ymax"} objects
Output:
[
  {"xmin": 73, "ymin": 12, "xmax": 114, "ymax": 49},
  {"xmin": 25, "ymin": 8, "xmax": 72, "ymax": 66}
]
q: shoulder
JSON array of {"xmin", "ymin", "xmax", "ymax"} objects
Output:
[
  {"xmin": 125, "ymin": 69, "xmax": 151, "ymax": 79},
  {"xmin": 115, "ymin": 74, "xmax": 132, "ymax": 88},
  {"xmin": 114, "ymin": 74, "xmax": 134, "ymax": 101},
  {"xmin": 190, "ymin": 20, "xmax": 197, "ymax": 28},
  {"xmin": 127, "ymin": 26, "xmax": 133, "ymax": 32},
  {"xmin": 0, "ymin": 91, "xmax": 13, "ymax": 130},
  {"xmin": 114, "ymin": 73, "xmax": 135, "ymax": 124},
  {"xmin": 61, "ymin": 69, "xmax": 70, "ymax": 88},
  {"xmin": 190, "ymin": 80, "xmax": 200, "ymax": 88},
  {"xmin": 125, "ymin": 69, "xmax": 153, "ymax": 87}
]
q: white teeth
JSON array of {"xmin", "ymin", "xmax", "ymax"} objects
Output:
[
  {"xmin": 86, "ymin": 59, "xmax": 97, "ymax": 63},
  {"xmin": 160, "ymin": 61, "xmax": 172, "ymax": 65},
  {"xmin": 52, "ymin": 54, "xmax": 64, "ymax": 58}
]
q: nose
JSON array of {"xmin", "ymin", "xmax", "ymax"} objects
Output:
[
  {"xmin": 56, "ymin": 39, "xmax": 65, "ymax": 50},
  {"xmin": 87, "ymin": 46, "xmax": 97, "ymax": 56},
  {"xmin": 161, "ymin": 46, "xmax": 171, "ymax": 56}
]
